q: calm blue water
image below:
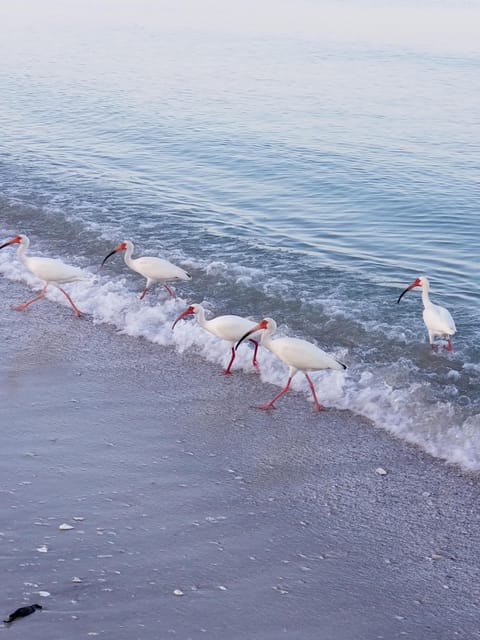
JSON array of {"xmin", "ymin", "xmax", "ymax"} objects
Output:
[{"xmin": 1, "ymin": 5, "xmax": 479, "ymax": 469}]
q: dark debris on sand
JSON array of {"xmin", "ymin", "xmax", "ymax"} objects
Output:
[{"xmin": 3, "ymin": 604, "xmax": 43, "ymax": 624}]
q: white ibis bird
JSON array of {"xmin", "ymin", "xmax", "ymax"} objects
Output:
[
  {"xmin": 397, "ymin": 276, "xmax": 456, "ymax": 350},
  {"xmin": 0, "ymin": 234, "xmax": 84, "ymax": 317},
  {"xmin": 172, "ymin": 303, "xmax": 262, "ymax": 375},
  {"xmin": 101, "ymin": 240, "xmax": 191, "ymax": 299},
  {"xmin": 236, "ymin": 317, "xmax": 346, "ymax": 411}
]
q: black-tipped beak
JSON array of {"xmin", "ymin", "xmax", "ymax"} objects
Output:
[
  {"xmin": 235, "ymin": 327, "xmax": 258, "ymax": 351},
  {"xmin": 0, "ymin": 238, "xmax": 19, "ymax": 250},
  {"xmin": 101, "ymin": 249, "xmax": 118, "ymax": 268},
  {"xmin": 397, "ymin": 283, "xmax": 417, "ymax": 304},
  {"xmin": 397, "ymin": 288, "xmax": 408, "ymax": 304},
  {"xmin": 171, "ymin": 306, "xmax": 194, "ymax": 330}
]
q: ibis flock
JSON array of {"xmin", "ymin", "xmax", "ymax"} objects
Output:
[{"xmin": 0, "ymin": 234, "xmax": 457, "ymax": 411}]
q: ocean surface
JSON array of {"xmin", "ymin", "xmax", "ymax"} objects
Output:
[{"xmin": 1, "ymin": 3, "xmax": 479, "ymax": 470}]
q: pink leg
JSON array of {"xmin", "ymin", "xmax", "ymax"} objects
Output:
[
  {"xmin": 249, "ymin": 339, "xmax": 260, "ymax": 371},
  {"xmin": 446, "ymin": 339, "xmax": 453, "ymax": 352},
  {"xmin": 58, "ymin": 287, "xmax": 82, "ymax": 317},
  {"xmin": 13, "ymin": 286, "xmax": 47, "ymax": 311},
  {"xmin": 163, "ymin": 284, "xmax": 175, "ymax": 298},
  {"xmin": 139, "ymin": 287, "xmax": 149, "ymax": 300},
  {"xmin": 224, "ymin": 347, "xmax": 236, "ymax": 375},
  {"xmin": 258, "ymin": 376, "xmax": 292, "ymax": 410},
  {"xmin": 304, "ymin": 373, "xmax": 323, "ymax": 411}
]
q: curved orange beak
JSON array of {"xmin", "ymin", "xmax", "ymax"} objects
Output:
[
  {"xmin": 397, "ymin": 277, "xmax": 421, "ymax": 303},
  {"xmin": 235, "ymin": 318, "xmax": 268, "ymax": 350},
  {"xmin": 171, "ymin": 305, "xmax": 195, "ymax": 330},
  {"xmin": 0, "ymin": 235, "xmax": 22, "ymax": 250},
  {"xmin": 101, "ymin": 241, "xmax": 127, "ymax": 267}
]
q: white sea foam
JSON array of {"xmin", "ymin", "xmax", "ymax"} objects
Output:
[{"xmin": 1, "ymin": 246, "xmax": 479, "ymax": 472}]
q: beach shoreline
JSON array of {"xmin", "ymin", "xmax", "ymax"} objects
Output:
[{"xmin": 1, "ymin": 277, "xmax": 479, "ymax": 640}]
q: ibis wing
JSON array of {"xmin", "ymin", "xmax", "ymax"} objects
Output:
[
  {"xmin": 208, "ymin": 315, "xmax": 258, "ymax": 342},
  {"xmin": 26, "ymin": 257, "xmax": 84, "ymax": 283},
  {"xmin": 134, "ymin": 256, "xmax": 190, "ymax": 281},
  {"xmin": 269, "ymin": 337, "xmax": 344, "ymax": 371},
  {"xmin": 423, "ymin": 304, "xmax": 456, "ymax": 336}
]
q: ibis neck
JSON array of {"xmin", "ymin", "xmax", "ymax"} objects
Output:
[
  {"xmin": 260, "ymin": 329, "xmax": 274, "ymax": 350},
  {"xmin": 123, "ymin": 242, "xmax": 135, "ymax": 268},
  {"xmin": 194, "ymin": 306, "xmax": 208, "ymax": 328},
  {"xmin": 421, "ymin": 281, "xmax": 432, "ymax": 307},
  {"xmin": 17, "ymin": 239, "xmax": 29, "ymax": 266}
]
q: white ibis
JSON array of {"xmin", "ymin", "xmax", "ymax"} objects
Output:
[
  {"xmin": 172, "ymin": 303, "xmax": 261, "ymax": 375},
  {"xmin": 101, "ymin": 240, "xmax": 191, "ymax": 299},
  {"xmin": 236, "ymin": 317, "xmax": 346, "ymax": 411},
  {"xmin": 397, "ymin": 276, "xmax": 456, "ymax": 350},
  {"xmin": 0, "ymin": 234, "xmax": 84, "ymax": 317}
]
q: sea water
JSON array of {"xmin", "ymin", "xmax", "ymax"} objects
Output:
[{"xmin": 0, "ymin": 2, "xmax": 479, "ymax": 469}]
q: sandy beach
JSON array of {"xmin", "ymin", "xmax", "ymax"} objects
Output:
[{"xmin": 1, "ymin": 277, "xmax": 479, "ymax": 640}]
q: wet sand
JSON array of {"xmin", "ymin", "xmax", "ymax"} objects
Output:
[{"xmin": 1, "ymin": 278, "xmax": 479, "ymax": 640}]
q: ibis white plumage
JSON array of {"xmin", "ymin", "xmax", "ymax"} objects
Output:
[
  {"xmin": 172, "ymin": 303, "xmax": 261, "ymax": 374},
  {"xmin": 101, "ymin": 240, "xmax": 191, "ymax": 299},
  {"xmin": 397, "ymin": 276, "xmax": 456, "ymax": 350},
  {"xmin": 236, "ymin": 317, "xmax": 346, "ymax": 411},
  {"xmin": 0, "ymin": 234, "xmax": 84, "ymax": 316}
]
